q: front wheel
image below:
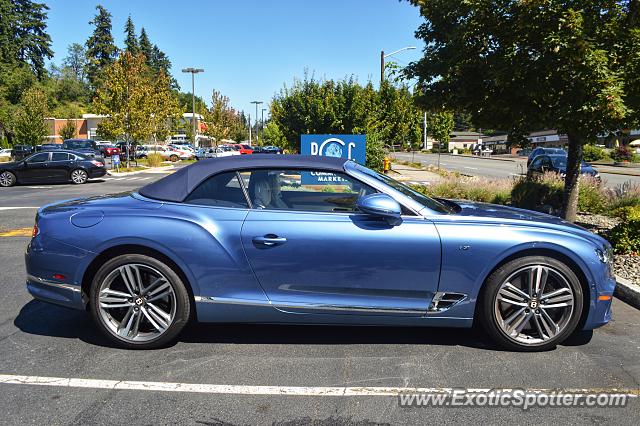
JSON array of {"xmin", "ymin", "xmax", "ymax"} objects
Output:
[
  {"xmin": 89, "ymin": 254, "xmax": 191, "ymax": 349},
  {"xmin": 479, "ymin": 256, "xmax": 583, "ymax": 351},
  {"xmin": 0, "ymin": 171, "xmax": 16, "ymax": 187},
  {"xmin": 70, "ymin": 169, "xmax": 88, "ymax": 184},
  {"xmin": 169, "ymin": 154, "xmax": 178, "ymax": 162}
]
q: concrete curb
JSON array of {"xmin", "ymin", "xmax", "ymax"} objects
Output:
[
  {"xmin": 614, "ymin": 275, "xmax": 640, "ymax": 310},
  {"xmin": 594, "ymin": 168, "xmax": 640, "ymax": 177},
  {"xmin": 107, "ymin": 165, "xmax": 174, "ymax": 177}
]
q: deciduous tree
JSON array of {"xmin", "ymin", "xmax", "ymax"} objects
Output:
[
  {"xmin": 13, "ymin": 85, "xmax": 48, "ymax": 145},
  {"xmin": 407, "ymin": 0, "xmax": 632, "ymax": 221}
]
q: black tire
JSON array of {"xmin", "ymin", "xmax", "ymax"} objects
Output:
[
  {"xmin": 70, "ymin": 169, "xmax": 88, "ymax": 184},
  {"xmin": 89, "ymin": 254, "xmax": 191, "ymax": 349},
  {"xmin": 0, "ymin": 171, "xmax": 16, "ymax": 187},
  {"xmin": 479, "ymin": 255, "xmax": 583, "ymax": 352},
  {"xmin": 169, "ymin": 154, "xmax": 178, "ymax": 162}
]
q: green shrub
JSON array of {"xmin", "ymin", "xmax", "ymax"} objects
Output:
[
  {"xmin": 609, "ymin": 219, "xmax": 640, "ymax": 254},
  {"xmin": 611, "ymin": 205, "xmax": 640, "ymax": 221},
  {"xmin": 511, "ymin": 174, "xmax": 563, "ymax": 212},
  {"xmin": 146, "ymin": 153, "xmax": 164, "ymax": 167},
  {"xmin": 411, "ymin": 176, "xmax": 512, "ymax": 204},
  {"xmin": 611, "ymin": 145, "xmax": 637, "ymax": 163},
  {"xmin": 582, "ymin": 145, "xmax": 608, "ymax": 162},
  {"xmin": 578, "ymin": 176, "xmax": 609, "ymax": 214}
]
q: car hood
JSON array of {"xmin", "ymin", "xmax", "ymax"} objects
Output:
[{"xmin": 445, "ymin": 200, "xmax": 608, "ymax": 247}]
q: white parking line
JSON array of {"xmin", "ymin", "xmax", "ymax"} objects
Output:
[
  {"xmin": 463, "ymin": 167, "xmax": 478, "ymax": 170},
  {"xmin": 0, "ymin": 374, "xmax": 638, "ymax": 397},
  {"xmin": 0, "ymin": 207, "xmax": 39, "ymax": 211}
]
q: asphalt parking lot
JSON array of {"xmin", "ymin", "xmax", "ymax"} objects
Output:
[{"xmin": 1, "ymin": 170, "xmax": 639, "ymax": 424}]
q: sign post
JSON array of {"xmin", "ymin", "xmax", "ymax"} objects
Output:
[{"xmin": 112, "ymin": 153, "xmax": 121, "ymax": 172}]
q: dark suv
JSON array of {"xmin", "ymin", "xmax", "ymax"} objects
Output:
[
  {"xmin": 62, "ymin": 139, "xmax": 102, "ymax": 159},
  {"xmin": 11, "ymin": 145, "xmax": 35, "ymax": 161}
]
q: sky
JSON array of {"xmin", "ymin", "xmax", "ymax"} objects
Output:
[{"xmin": 43, "ymin": 0, "xmax": 424, "ymax": 117}]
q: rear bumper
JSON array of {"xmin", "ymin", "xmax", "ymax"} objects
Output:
[
  {"xmin": 89, "ymin": 168, "xmax": 107, "ymax": 178},
  {"xmin": 26, "ymin": 274, "xmax": 84, "ymax": 309}
]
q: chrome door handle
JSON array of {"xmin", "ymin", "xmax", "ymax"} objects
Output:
[{"xmin": 252, "ymin": 235, "xmax": 287, "ymax": 246}]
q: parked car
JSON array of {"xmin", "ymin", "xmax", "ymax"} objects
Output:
[
  {"xmin": 0, "ymin": 150, "xmax": 106, "ymax": 187},
  {"xmin": 10, "ymin": 144, "xmax": 34, "ymax": 161},
  {"xmin": 195, "ymin": 147, "xmax": 241, "ymax": 160},
  {"xmin": 97, "ymin": 143, "xmax": 121, "ymax": 157},
  {"xmin": 62, "ymin": 139, "xmax": 102, "ymax": 159},
  {"xmin": 527, "ymin": 154, "xmax": 600, "ymax": 180},
  {"xmin": 25, "ymin": 155, "xmax": 614, "ymax": 351},
  {"xmin": 139, "ymin": 144, "xmax": 190, "ymax": 162},
  {"xmin": 228, "ymin": 143, "xmax": 254, "ymax": 154},
  {"xmin": 527, "ymin": 147, "xmax": 567, "ymax": 166},
  {"xmin": 0, "ymin": 148, "xmax": 12, "ymax": 160},
  {"xmin": 35, "ymin": 144, "xmax": 62, "ymax": 152},
  {"xmin": 252, "ymin": 145, "xmax": 283, "ymax": 154}
]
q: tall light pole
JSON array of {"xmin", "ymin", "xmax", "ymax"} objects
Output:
[
  {"xmin": 261, "ymin": 108, "xmax": 266, "ymax": 143},
  {"xmin": 380, "ymin": 46, "xmax": 416, "ymax": 85},
  {"xmin": 250, "ymin": 100, "xmax": 263, "ymax": 145},
  {"xmin": 181, "ymin": 67, "xmax": 204, "ymax": 146}
]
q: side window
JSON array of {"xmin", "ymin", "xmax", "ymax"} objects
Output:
[
  {"xmin": 184, "ymin": 171, "xmax": 249, "ymax": 208},
  {"xmin": 240, "ymin": 169, "xmax": 377, "ymax": 213},
  {"xmin": 51, "ymin": 152, "xmax": 70, "ymax": 161},
  {"xmin": 26, "ymin": 153, "xmax": 49, "ymax": 163}
]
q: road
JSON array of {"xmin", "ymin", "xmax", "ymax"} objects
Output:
[
  {"xmin": 0, "ymin": 171, "xmax": 639, "ymax": 424},
  {"xmin": 392, "ymin": 152, "xmax": 640, "ymax": 188}
]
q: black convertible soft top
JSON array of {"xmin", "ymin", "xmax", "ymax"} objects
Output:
[{"xmin": 138, "ymin": 154, "xmax": 349, "ymax": 202}]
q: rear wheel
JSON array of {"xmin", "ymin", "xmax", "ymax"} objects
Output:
[
  {"xmin": 90, "ymin": 254, "xmax": 191, "ymax": 349},
  {"xmin": 0, "ymin": 171, "xmax": 16, "ymax": 187},
  {"xmin": 479, "ymin": 256, "xmax": 583, "ymax": 351},
  {"xmin": 70, "ymin": 169, "xmax": 88, "ymax": 184},
  {"xmin": 169, "ymin": 154, "xmax": 178, "ymax": 162}
]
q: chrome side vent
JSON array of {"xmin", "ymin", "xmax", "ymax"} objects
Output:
[{"xmin": 428, "ymin": 292, "xmax": 467, "ymax": 313}]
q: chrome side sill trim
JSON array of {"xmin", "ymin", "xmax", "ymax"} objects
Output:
[
  {"xmin": 194, "ymin": 296, "xmax": 426, "ymax": 315},
  {"xmin": 27, "ymin": 274, "xmax": 81, "ymax": 293}
]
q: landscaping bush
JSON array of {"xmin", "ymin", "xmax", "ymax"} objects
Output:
[
  {"xmin": 611, "ymin": 145, "xmax": 637, "ymax": 163},
  {"xmin": 609, "ymin": 182, "xmax": 640, "ymax": 210},
  {"xmin": 411, "ymin": 176, "xmax": 512, "ymax": 204},
  {"xmin": 611, "ymin": 205, "xmax": 640, "ymax": 221},
  {"xmin": 511, "ymin": 173, "xmax": 563, "ymax": 212},
  {"xmin": 146, "ymin": 153, "xmax": 163, "ymax": 167},
  {"xmin": 578, "ymin": 176, "xmax": 609, "ymax": 214},
  {"xmin": 609, "ymin": 219, "xmax": 640, "ymax": 254},
  {"xmin": 582, "ymin": 145, "xmax": 608, "ymax": 162}
]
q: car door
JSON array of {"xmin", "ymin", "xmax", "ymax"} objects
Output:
[
  {"xmin": 49, "ymin": 152, "xmax": 73, "ymax": 181},
  {"xmin": 239, "ymin": 168, "xmax": 442, "ymax": 316},
  {"xmin": 528, "ymin": 156, "xmax": 545, "ymax": 178},
  {"xmin": 18, "ymin": 152, "xmax": 51, "ymax": 182}
]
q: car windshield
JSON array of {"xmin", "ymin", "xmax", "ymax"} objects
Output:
[
  {"xmin": 64, "ymin": 140, "xmax": 93, "ymax": 150},
  {"xmin": 352, "ymin": 163, "xmax": 454, "ymax": 214},
  {"xmin": 550, "ymin": 156, "xmax": 589, "ymax": 168}
]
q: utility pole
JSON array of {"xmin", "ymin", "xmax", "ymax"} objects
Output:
[
  {"xmin": 380, "ymin": 46, "xmax": 416, "ymax": 85},
  {"xmin": 423, "ymin": 111, "xmax": 427, "ymax": 151},
  {"xmin": 248, "ymin": 114, "xmax": 252, "ymax": 145},
  {"xmin": 261, "ymin": 108, "xmax": 266, "ymax": 143},
  {"xmin": 181, "ymin": 68, "xmax": 204, "ymax": 147},
  {"xmin": 250, "ymin": 101, "xmax": 263, "ymax": 145},
  {"xmin": 380, "ymin": 50, "xmax": 385, "ymax": 86}
]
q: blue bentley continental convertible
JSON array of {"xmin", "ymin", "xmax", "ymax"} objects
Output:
[{"xmin": 25, "ymin": 155, "xmax": 615, "ymax": 350}]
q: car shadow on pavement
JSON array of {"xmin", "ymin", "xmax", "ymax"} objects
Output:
[{"xmin": 14, "ymin": 299, "xmax": 592, "ymax": 351}]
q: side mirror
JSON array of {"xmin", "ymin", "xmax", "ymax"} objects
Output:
[{"xmin": 357, "ymin": 193, "xmax": 402, "ymax": 226}]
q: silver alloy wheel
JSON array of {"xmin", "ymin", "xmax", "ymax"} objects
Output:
[
  {"xmin": 0, "ymin": 171, "xmax": 15, "ymax": 187},
  {"xmin": 98, "ymin": 263, "xmax": 176, "ymax": 342},
  {"xmin": 494, "ymin": 264, "xmax": 575, "ymax": 345},
  {"xmin": 71, "ymin": 169, "xmax": 88, "ymax": 184}
]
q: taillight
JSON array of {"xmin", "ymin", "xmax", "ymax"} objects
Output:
[
  {"xmin": 91, "ymin": 160, "xmax": 104, "ymax": 167},
  {"xmin": 32, "ymin": 223, "xmax": 39, "ymax": 238}
]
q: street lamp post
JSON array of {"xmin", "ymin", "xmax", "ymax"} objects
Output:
[
  {"xmin": 261, "ymin": 108, "xmax": 266, "ymax": 143},
  {"xmin": 250, "ymin": 101, "xmax": 263, "ymax": 145},
  {"xmin": 181, "ymin": 67, "xmax": 204, "ymax": 147},
  {"xmin": 380, "ymin": 46, "xmax": 416, "ymax": 84}
]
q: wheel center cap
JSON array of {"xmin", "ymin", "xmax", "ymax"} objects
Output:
[
  {"xmin": 529, "ymin": 298, "xmax": 539, "ymax": 309},
  {"xmin": 135, "ymin": 297, "xmax": 144, "ymax": 306}
]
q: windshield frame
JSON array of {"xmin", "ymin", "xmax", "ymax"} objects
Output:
[{"xmin": 346, "ymin": 161, "xmax": 454, "ymax": 215}]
